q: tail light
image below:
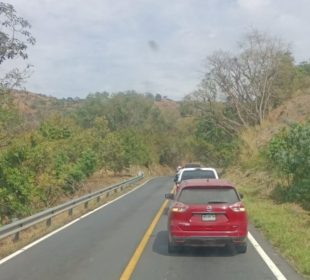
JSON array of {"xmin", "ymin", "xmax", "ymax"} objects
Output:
[
  {"xmin": 229, "ymin": 202, "xmax": 246, "ymax": 212},
  {"xmin": 171, "ymin": 203, "xmax": 188, "ymax": 213}
]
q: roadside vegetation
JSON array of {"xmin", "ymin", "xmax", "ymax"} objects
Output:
[
  {"xmin": 223, "ymin": 94, "xmax": 310, "ymax": 277},
  {"xmin": 181, "ymin": 30, "xmax": 310, "ymax": 277},
  {"xmin": 0, "ymin": 2, "xmax": 309, "ymax": 277}
]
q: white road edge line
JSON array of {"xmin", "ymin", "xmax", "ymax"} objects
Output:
[
  {"xmin": 248, "ymin": 232, "xmax": 287, "ymax": 280},
  {"xmin": 0, "ymin": 179, "xmax": 152, "ymax": 266}
]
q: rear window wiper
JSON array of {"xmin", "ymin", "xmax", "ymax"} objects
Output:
[{"xmin": 207, "ymin": 201, "xmax": 227, "ymax": 204}]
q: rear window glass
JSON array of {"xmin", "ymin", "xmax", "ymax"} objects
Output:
[
  {"xmin": 178, "ymin": 187, "xmax": 239, "ymax": 204},
  {"xmin": 181, "ymin": 170, "xmax": 216, "ymax": 180}
]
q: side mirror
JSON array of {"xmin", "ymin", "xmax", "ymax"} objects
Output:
[
  {"xmin": 165, "ymin": 193, "xmax": 174, "ymax": 200},
  {"xmin": 239, "ymin": 193, "xmax": 244, "ymax": 199},
  {"xmin": 174, "ymin": 175, "xmax": 178, "ymax": 183}
]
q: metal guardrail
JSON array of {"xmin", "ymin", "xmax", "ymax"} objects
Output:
[{"xmin": 0, "ymin": 173, "xmax": 144, "ymax": 241}]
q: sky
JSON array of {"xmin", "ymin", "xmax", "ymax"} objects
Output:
[{"xmin": 3, "ymin": 0, "xmax": 310, "ymax": 100}]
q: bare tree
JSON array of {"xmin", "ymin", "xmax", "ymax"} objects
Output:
[{"xmin": 197, "ymin": 30, "xmax": 294, "ymax": 132}]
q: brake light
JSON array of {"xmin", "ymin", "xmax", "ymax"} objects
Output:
[
  {"xmin": 230, "ymin": 202, "xmax": 246, "ymax": 212},
  {"xmin": 171, "ymin": 207, "xmax": 186, "ymax": 212},
  {"xmin": 171, "ymin": 203, "xmax": 188, "ymax": 213}
]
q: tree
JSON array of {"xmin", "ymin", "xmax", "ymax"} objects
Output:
[
  {"xmin": 0, "ymin": 91, "xmax": 21, "ymax": 148},
  {"xmin": 294, "ymin": 61, "xmax": 310, "ymax": 89},
  {"xmin": 120, "ymin": 129, "xmax": 151, "ymax": 167},
  {"xmin": 0, "ymin": 2, "xmax": 35, "ymax": 147},
  {"xmin": 101, "ymin": 133, "xmax": 127, "ymax": 173},
  {"xmin": 0, "ymin": 2, "xmax": 35, "ymax": 90},
  {"xmin": 193, "ymin": 117, "xmax": 239, "ymax": 166},
  {"xmin": 195, "ymin": 30, "xmax": 295, "ymax": 132},
  {"xmin": 268, "ymin": 122, "xmax": 310, "ymax": 209},
  {"xmin": 297, "ymin": 61, "xmax": 310, "ymax": 75},
  {"xmin": 155, "ymin": 93, "xmax": 162, "ymax": 101}
]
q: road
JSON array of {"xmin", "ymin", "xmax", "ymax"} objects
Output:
[{"xmin": 0, "ymin": 177, "xmax": 304, "ymax": 280}]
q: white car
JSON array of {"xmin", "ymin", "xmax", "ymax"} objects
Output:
[{"xmin": 174, "ymin": 167, "xmax": 219, "ymax": 192}]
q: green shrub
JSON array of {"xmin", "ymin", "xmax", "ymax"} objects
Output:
[
  {"xmin": 79, "ymin": 149, "xmax": 98, "ymax": 177},
  {"xmin": 267, "ymin": 122, "xmax": 310, "ymax": 208}
]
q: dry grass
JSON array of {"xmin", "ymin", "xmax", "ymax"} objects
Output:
[
  {"xmin": 224, "ymin": 92, "xmax": 310, "ymax": 277},
  {"xmin": 239, "ymin": 92, "xmax": 310, "ymax": 169},
  {"xmin": 224, "ymin": 168, "xmax": 310, "ymax": 278}
]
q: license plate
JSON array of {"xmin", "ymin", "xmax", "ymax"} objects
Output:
[{"xmin": 202, "ymin": 214, "xmax": 216, "ymax": 221}]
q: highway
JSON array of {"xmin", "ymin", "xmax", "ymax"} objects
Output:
[{"xmin": 0, "ymin": 177, "xmax": 304, "ymax": 280}]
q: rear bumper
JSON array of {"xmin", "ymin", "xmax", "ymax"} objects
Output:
[
  {"xmin": 170, "ymin": 235, "xmax": 247, "ymax": 247},
  {"xmin": 169, "ymin": 228, "xmax": 248, "ymax": 247}
]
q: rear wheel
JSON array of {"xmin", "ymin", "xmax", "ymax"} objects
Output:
[
  {"xmin": 227, "ymin": 243, "xmax": 237, "ymax": 255},
  {"xmin": 235, "ymin": 243, "xmax": 247, "ymax": 254},
  {"xmin": 168, "ymin": 241, "xmax": 180, "ymax": 254}
]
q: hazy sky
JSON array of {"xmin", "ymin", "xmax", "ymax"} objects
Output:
[{"xmin": 4, "ymin": 0, "xmax": 310, "ymax": 100}]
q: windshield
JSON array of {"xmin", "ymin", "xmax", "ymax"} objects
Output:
[
  {"xmin": 178, "ymin": 187, "xmax": 239, "ymax": 205},
  {"xmin": 180, "ymin": 170, "xmax": 216, "ymax": 181}
]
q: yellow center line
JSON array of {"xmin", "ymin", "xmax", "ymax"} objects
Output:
[{"xmin": 119, "ymin": 187, "xmax": 175, "ymax": 280}]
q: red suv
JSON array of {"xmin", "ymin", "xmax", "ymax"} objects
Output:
[{"xmin": 165, "ymin": 179, "xmax": 248, "ymax": 254}]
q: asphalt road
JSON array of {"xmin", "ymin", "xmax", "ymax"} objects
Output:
[{"xmin": 0, "ymin": 177, "xmax": 304, "ymax": 280}]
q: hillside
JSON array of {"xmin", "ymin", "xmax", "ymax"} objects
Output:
[
  {"xmin": 224, "ymin": 90, "xmax": 310, "ymax": 277},
  {"xmin": 155, "ymin": 98, "xmax": 180, "ymax": 112},
  {"xmin": 256, "ymin": 91, "xmax": 309, "ymax": 143},
  {"xmin": 9, "ymin": 90, "xmax": 81, "ymax": 128},
  {"xmin": 9, "ymin": 91, "xmax": 181, "ymax": 128},
  {"xmin": 1, "ymin": 88, "xmax": 309, "ymax": 277},
  {"xmin": 238, "ymin": 91, "xmax": 310, "ymax": 165}
]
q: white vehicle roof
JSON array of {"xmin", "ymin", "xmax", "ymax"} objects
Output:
[{"xmin": 176, "ymin": 167, "xmax": 219, "ymax": 182}]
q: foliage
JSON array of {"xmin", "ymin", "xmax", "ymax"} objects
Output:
[
  {"xmin": 0, "ymin": 145, "xmax": 35, "ymax": 221},
  {"xmin": 188, "ymin": 30, "xmax": 296, "ymax": 138},
  {"xmin": 1, "ymin": 26, "xmax": 309, "ymax": 227},
  {"xmin": 39, "ymin": 115, "xmax": 72, "ymax": 140},
  {"xmin": 293, "ymin": 61, "xmax": 310, "ymax": 89},
  {"xmin": 78, "ymin": 149, "xmax": 98, "ymax": 177},
  {"xmin": 0, "ymin": 115, "xmax": 98, "ymax": 222},
  {"xmin": 296, "ymin": 61, "xmax": 310, "ymax": 75},
  {"xmin": 179, "ymin": 96, "xmax": 240, "ymax": 166},
  {"xmin": 193, "ymin": 118, "xmax": 239, "ymax": 167},
  {"xmin": 0, "ymin": 2, "xmax": 35, "ymax": 89},
  {"xmin": 75, "ymin": 91, "xmax": 155, "ymax": 130},
  {"xmin": 74, "ymin": 91, "xmax": 181, "ymax": 169},
  {"xmin": 0, "ymin": 91, "xmax": 22, "ymax": 147},
  {"xmin": 100, "ymin": 132, "xmax": 127, "ymax": 173},
  {"xmin": 155, "ymin": 93, "xmax": 162, "ymax": 101},
  {"xmin": 119, "ymin": 129, "xmax": 151, "ymax": 167},
  {"xmin": 267, "ymin": 122, "xmax": 310, "ymax": 209}
]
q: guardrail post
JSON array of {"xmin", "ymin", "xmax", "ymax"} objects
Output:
[
  {"xmin": 97, "ymin": 196, "xmax": 100, "ymax": 203},
  {"xmin": 46, "ymin": 217, "xmax": 52, "ymax": 227},
  {"xmin": 106, "ymin": 192, "xmax": 110, "ymax": 198},
  {"xmin": 13, "ymin": 231, "xmax": 20, "ymax": 242},
  {"xmin": 68, "ymin": 208, "xmax": 73, "ymax": 216},
  {"xmin": 84, "ymin": 201, "xmax": 88, "ymax": 209}
]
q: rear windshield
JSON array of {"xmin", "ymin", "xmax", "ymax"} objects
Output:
[
  {"xmin": 178, "ymin": 187, "xmax": 239, "ymax": 204},
  {"xmin": 181, "ymin": 170, "xmax": 216, "ymax": 180}
]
